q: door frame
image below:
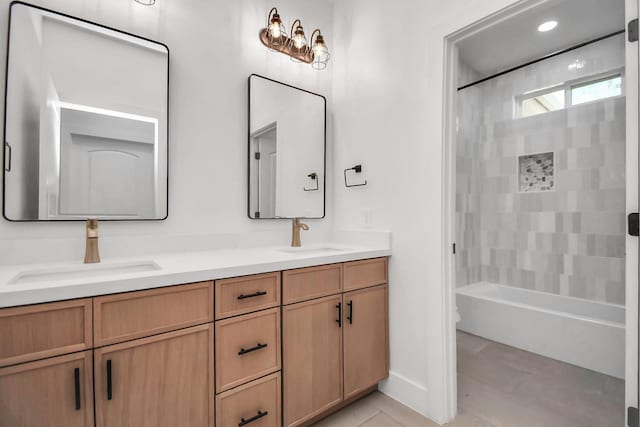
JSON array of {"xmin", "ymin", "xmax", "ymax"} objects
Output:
[{"xmin": 440, "ymin": 0, "xmax": 637, "ymax": 423}]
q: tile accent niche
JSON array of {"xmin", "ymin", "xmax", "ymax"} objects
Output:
[
  {"xmin": 456, "ymin": 34, "xmax": 626, "ymax": 304},
  {"xmin": 518, "ymin": 152, "xmax": 554, "ymax": 193}
]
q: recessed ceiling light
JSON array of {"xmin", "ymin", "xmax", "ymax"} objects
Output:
[{"xmin": 538, "ymin": 21, "xmax": 558, "ymax": 32}]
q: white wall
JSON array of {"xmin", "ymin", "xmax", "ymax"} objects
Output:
[
  {"xmin": 331, "ymin": 0, "xmax": 559, "ymax": 422},
  {"xmin": 0, "ymin": 0, "xmax": 334, "ymax": 264}
]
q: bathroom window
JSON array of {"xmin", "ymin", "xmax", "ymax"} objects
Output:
[
  {"xmin": 570, "ymin": 75, "xmax": 622, "ymax": 106},
  {"xmin": 518, "ymin": 72, "xmax": 623, "ymax": 118},
  {"xmin": 520, "ymin": 89, "xmax": 565, "ymax": 117}
]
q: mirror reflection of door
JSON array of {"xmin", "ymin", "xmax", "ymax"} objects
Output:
[
  {"xmin": 49, "ymin": 107, "xmax": 157, "ymax": 219},
  {"xmin": 251, "ymin": 123, "xmax": 277, "ymax": 219}
]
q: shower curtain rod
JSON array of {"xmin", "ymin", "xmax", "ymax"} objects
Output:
[{"xmin": 457, "ymin": 29, "xmax": 626, "ymax": 91}]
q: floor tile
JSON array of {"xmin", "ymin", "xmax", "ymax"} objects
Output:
[
  {"xmin": 358, "ymin": 411, "xmax": 404, "ymax": 427},
  {"xmin": 457, "ymin": 330, "xmax": 491, "ymax": 354},
  {"xmin": 313, "ymin": 332, "xmax": 625, "ymax": 427}
]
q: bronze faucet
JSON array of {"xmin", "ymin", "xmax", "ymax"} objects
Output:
[
  {"xmin": 291, "ymin": 218, "xmax": 309, "ymax": 247},
  {"xmin": 84, "ymin": 219, "xmax": 100, "ymax": 264}
]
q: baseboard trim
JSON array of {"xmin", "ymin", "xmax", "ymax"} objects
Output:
[{"xmin": 379, "ymin": 371, "xmax": 430, "ymax": 418}]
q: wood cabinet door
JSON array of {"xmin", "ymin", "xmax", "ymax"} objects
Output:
[
  {"xmin": 95, "ymin": 324, "xmax": 214, "ymax": 427},
  {"xmin": 343, "ymin": 285, "xmax": 389, "ymax": 399},
  {"xmin": 0, "ymin": 351, "xmax": 94, "ymax": 427},
  {"xmin": 283, "ymin": 294, "xmax": 343, "ymax": 427}
]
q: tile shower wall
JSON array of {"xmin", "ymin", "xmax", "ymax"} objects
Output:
[{"xmin": 456, "ymin": 34, "xmax": 626, "ymax": 304}]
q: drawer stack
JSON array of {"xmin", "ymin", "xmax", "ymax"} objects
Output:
[{"xmin": 214, "ymin": 272, "xmax": 282, "ymax": 427}]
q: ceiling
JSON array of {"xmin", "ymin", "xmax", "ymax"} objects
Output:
[{"xmin": 457, "ymin": 0, "xmax": 625, "ymax": 82}]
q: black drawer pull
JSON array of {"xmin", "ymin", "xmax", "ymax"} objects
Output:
[
  {"xmin": 238, "ymin": 343, "xmax": 268, "ymax": 356},
  {"xmin": 106, "ymin": 360, "xmax": 113, "ymax": 401},
  {"xmin": 74, "ymin": 368, "xmax": 81, "ymax": 410},
  {"xmin": 336, "ymin": 302, "xmax": 342, "ymax": 327},
  {"xmin": 239, "ymin": 410, "xmax": 268, "ymax": 426},
  {"xmin": 237, "ymin": 291, "xmax": 267, "ymax": 300},
  {"xmin": 347, "ymin": 300, "xmax": 353, "ymax": 324}
]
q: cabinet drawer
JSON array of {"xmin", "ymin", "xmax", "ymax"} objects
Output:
[
  {"xmin": 0, "ymin": 299, "xmax": 92, "ymax": 367},
  {"xmin": 215, "ymin": 308, "xmax": 280, "ymax": 393},
  {"xmin": 343, "ymin": 258, "xmax": 388, "ymax": 291},
  {"xmin": 282, "ymin": 264, "xmax": 342, "ymax": 305},
  {"xmin": 216, "ymin": 373, "xmax": 281, "ymax": 427},
  {"xmin": 94, "ymin": 282, "xmax": 214, "ymax": 346},
  {"xmin": 215, "ymin": 272, "xmax": 280, "ymax": 320}
]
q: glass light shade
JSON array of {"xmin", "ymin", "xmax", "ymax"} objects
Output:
[
  {"xmin": 292, "ymin": 29, "xmax": 308, "ymax": 50},
  {"xmin": 290, "ymin": 26, "xmax": 308, "ymax": 62},
  {"xmin": 134, "ymin": 0, "xmax": 156, "ymax": 5},
  {"xmin": 312, "ymin": 41, "xmax": 330, "ymax": 70},
  {"xmin": 268, "ymin": 14, "xmax": 287, "ymax": 41}
]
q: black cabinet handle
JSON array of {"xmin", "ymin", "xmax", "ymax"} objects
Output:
[
  {"xmin": 106, "ymin": 360, "xmax": 113, "ymax": 401},
  {"xmin": 347, "ymin": 300, "xmax": 353, "ymax": 324},
  {"xmin": 237, "ymin": 291, "xmax": 267, "ymax": 300},
  {"xmin": 239, "ymin": 410, "xmax": 268, "ymax": 426},
  {"xmin": 336, "ymin": 302, "xmax": 342, "ymax": 327},
  {"xmin": 74, "ymin": 368, "xmax": 81, "ymax": 411},
  {"xmin": 238, "ymin": 343, "xmax": 268, "ymax": 356}
]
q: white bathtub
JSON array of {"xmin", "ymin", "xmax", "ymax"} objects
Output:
[{"xmin": 456, "ymin": 282, "xmax": 625, "ymax": 378}]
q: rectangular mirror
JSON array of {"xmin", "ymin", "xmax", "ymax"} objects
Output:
[
  {"xmin": 248, "ymin": 74, "xmax": 326, "ymax": 219},
  {"xmin": 3, "ymin": 2, "xmax": 169, "ymax": 221}
]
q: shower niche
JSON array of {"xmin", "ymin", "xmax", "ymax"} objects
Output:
[{"xmin": 518, "ymin": 152, "xmax": 554, "ymax": 193}]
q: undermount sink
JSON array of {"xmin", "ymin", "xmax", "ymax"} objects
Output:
[
  {"xmin": 278, "ymin": 247, "xmax": 346, "ymax": 255},
  {"xmin": 8, "ymin": 260, "xmax": 162, "ymax": 285}
]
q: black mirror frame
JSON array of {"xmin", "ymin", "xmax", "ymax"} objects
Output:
[{"xmin": 2, "ymin": 1, "xmax": 170, "ymax": 222}]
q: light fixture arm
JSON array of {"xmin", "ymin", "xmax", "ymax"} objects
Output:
[
  {"xmin": 267, "ymin": 7, "xmax": 278, "ymax": 27},
  {"xmin": 309, "ymin": 29, "xmax": 322, "ymax": 47},
  {"xmin": 290, "ymin": 19, "xmax": 302, "ymax": 36}
]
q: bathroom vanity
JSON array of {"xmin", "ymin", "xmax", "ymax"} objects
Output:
[
  {"xmin": 0, "ymin": 4, "xmax": 388, "ymax": 426},
  {"xmin": 0, "ymin": 251, "xmax": 389, "ymax": 427}
]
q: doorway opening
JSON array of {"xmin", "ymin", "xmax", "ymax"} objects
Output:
[{"xmin": 443, "ymin": 0, "xmax": 631, "ymax": 425}]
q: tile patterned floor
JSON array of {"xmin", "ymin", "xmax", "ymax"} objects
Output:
[{"xmin": 315, "ymin": 332, "xmax": 625, "ymax": 426}]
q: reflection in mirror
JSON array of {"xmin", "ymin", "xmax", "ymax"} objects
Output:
[
  {"xmin": 3, "ymin": 3, "xmax": 169, "ymax": 221},
  {"xmin": 248, "ymin": 75, "xmax": 326, "ymax": 219}
]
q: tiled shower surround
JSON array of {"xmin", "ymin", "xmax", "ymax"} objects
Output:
[{"xmin": 456, "ymin": 34, "xmax": 626, "ymax": 304}]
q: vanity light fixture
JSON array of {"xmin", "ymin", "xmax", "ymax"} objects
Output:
[
  {"xmin": 259, "ymin": 8, "xmax": 330, "ymax": 70},
  {"xmin": 134, "ymin": 0, "xmax": 156, "ymax": 5}
]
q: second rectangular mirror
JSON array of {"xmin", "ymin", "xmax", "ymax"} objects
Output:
[{"xmin": 248, "ymin": 74, "xmax": 326, "ymax": 219}]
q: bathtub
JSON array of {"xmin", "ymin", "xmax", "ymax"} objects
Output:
[{"xmin": 456, "ymin": 282, "xmax": 625, "ymax": 379}]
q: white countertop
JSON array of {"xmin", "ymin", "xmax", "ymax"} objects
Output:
[{"xmin": 0, "ymin": 244, "xmax": 391, "ymax": 308}]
